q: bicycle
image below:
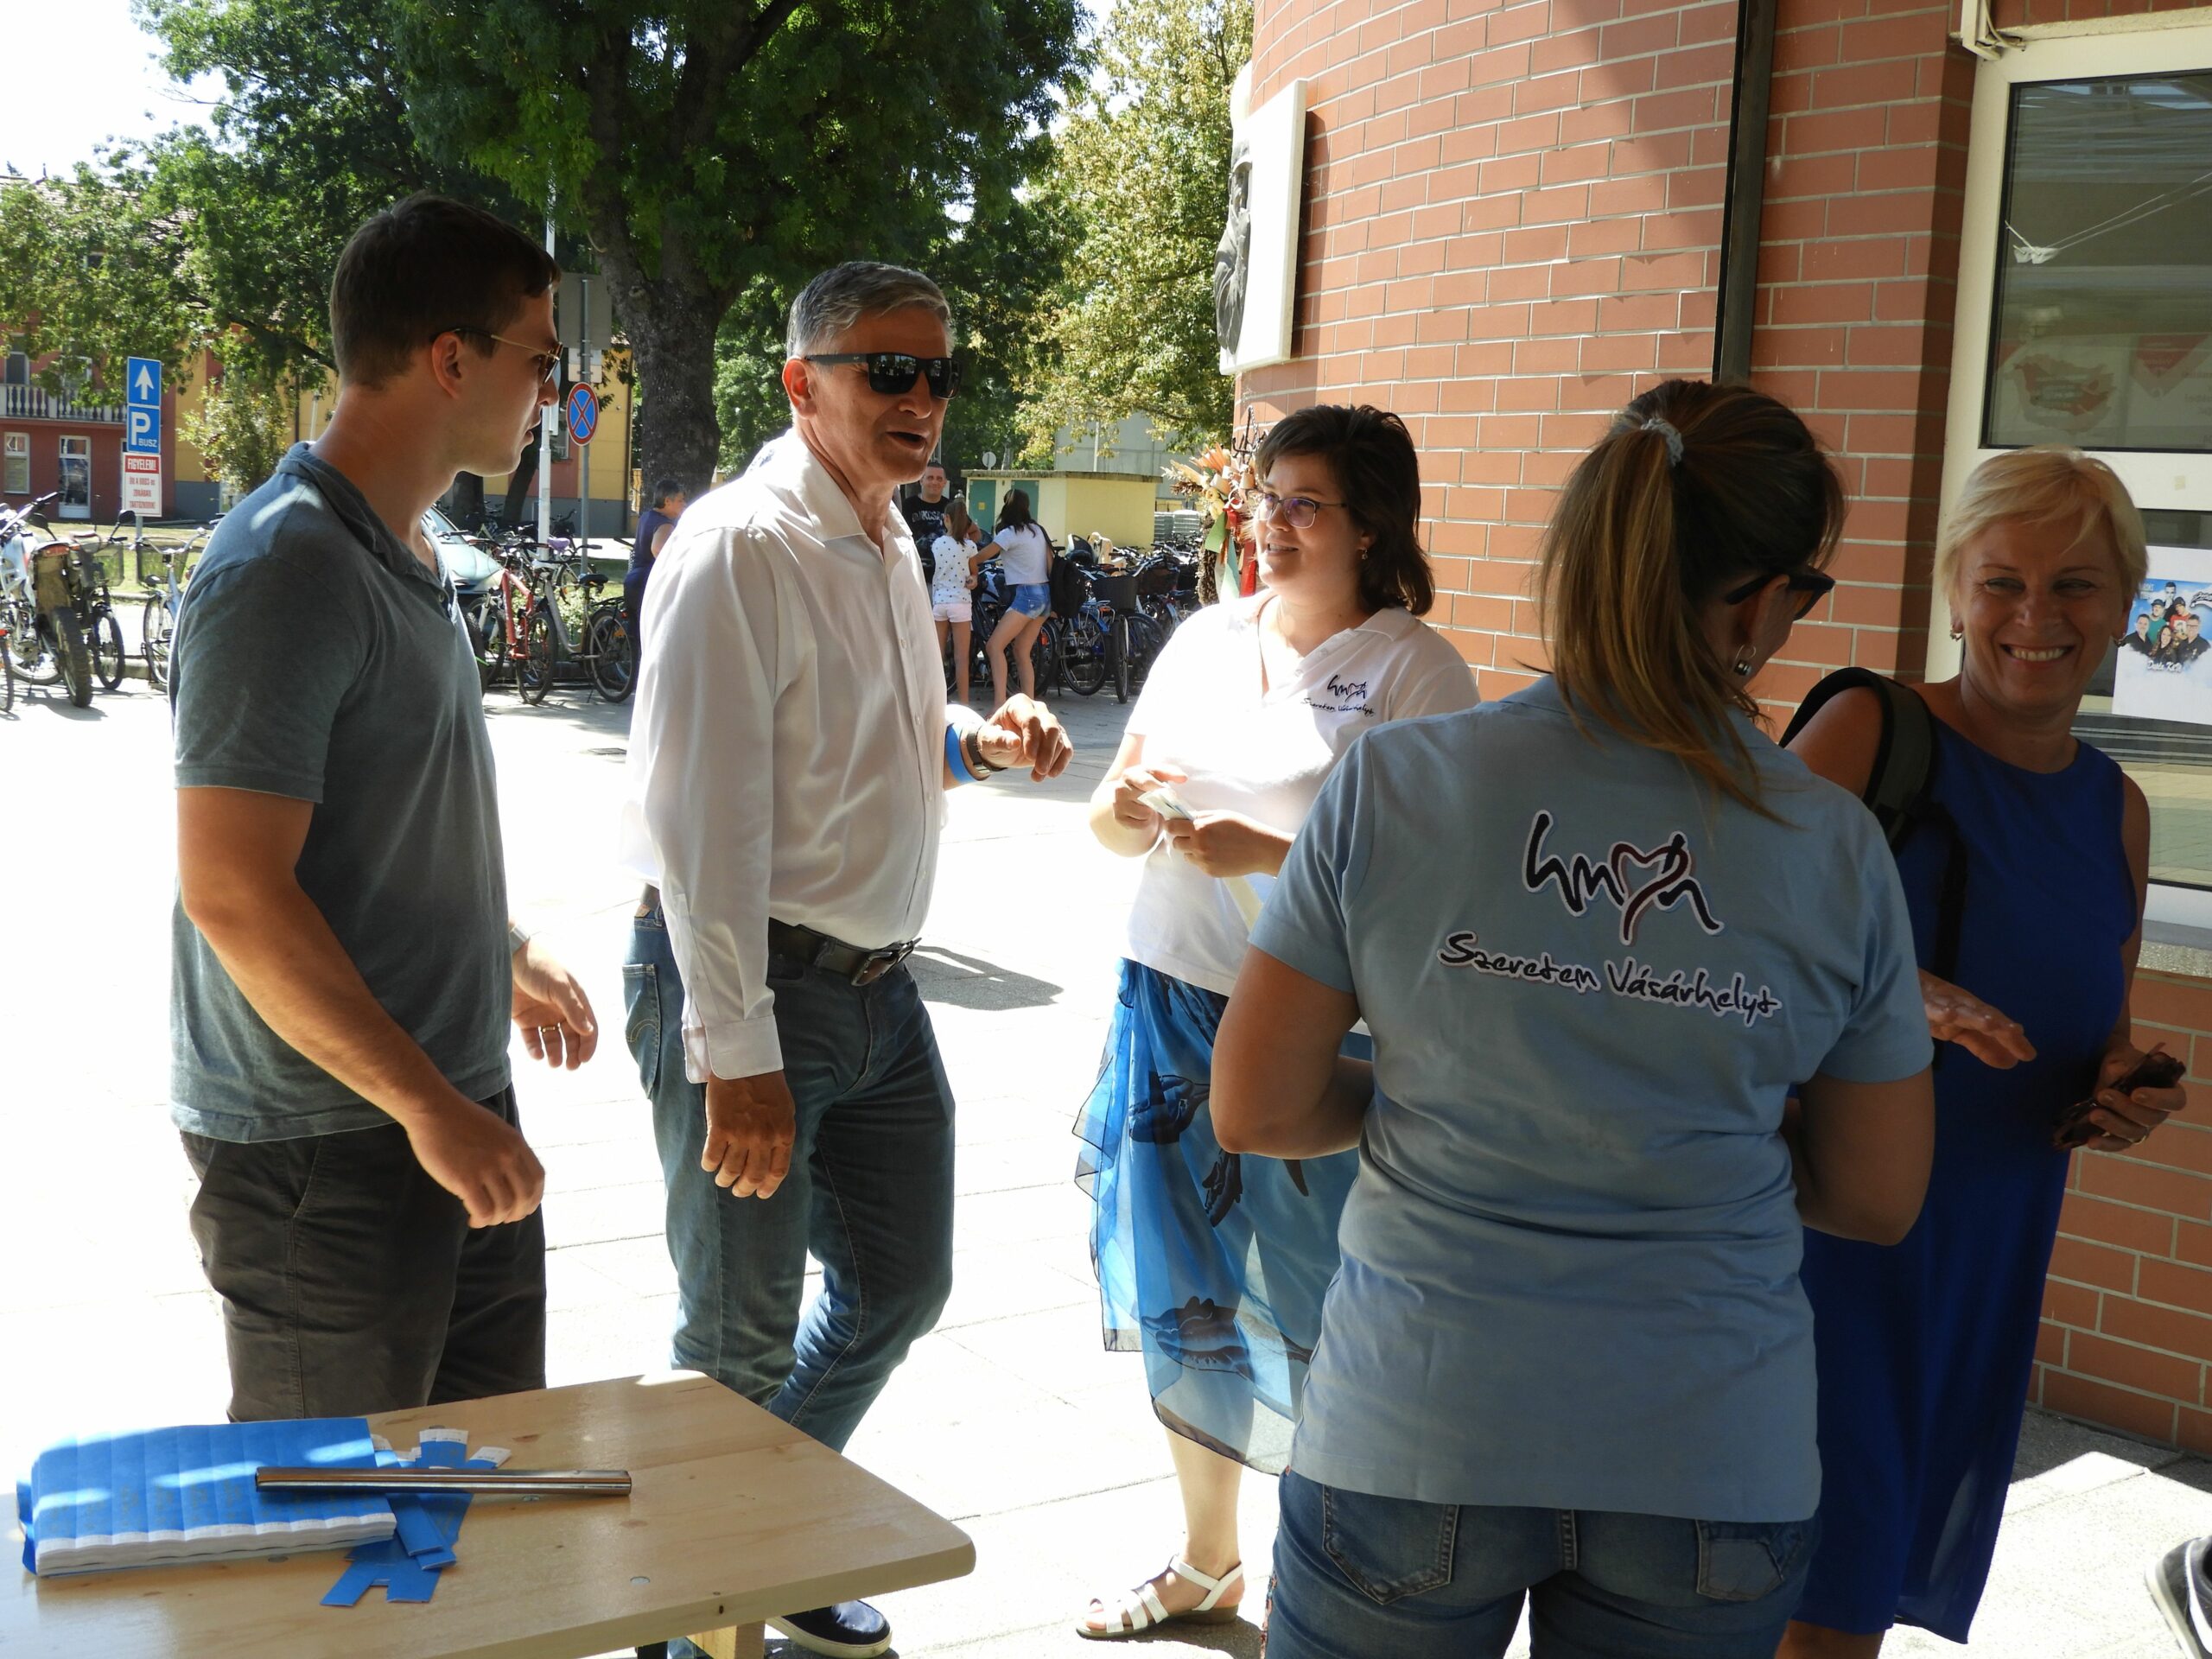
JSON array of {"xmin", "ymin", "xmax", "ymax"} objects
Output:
[
  {"xmin": 1090, "ymin": 571, "xmax": 1166, "ymax": 705},
  {"xmin": 61, "ymin": 522, "xmax": 133, "ymax": 691},
  {"xmin": 142, "ymin": 519, "xmax": 222, "ymax": 693},
  {"xmin": 466, "ymin": 548, "xmax": 554, "ymax": 702}
]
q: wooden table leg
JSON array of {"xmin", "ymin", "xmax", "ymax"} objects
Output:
[{"xmin": 685, "ymin": 1622, "xmax": 765, "ymax": 1659}]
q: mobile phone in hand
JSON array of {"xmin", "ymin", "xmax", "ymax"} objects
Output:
[{"xmin": 2052, "ymin": 1047, "xmax": 2186, "ymax": 1150}]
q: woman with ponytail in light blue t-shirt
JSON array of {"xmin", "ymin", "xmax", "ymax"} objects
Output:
[{"xmin": 1215, "ymin": 380, "xmax": 1938, "ymax": 1659}]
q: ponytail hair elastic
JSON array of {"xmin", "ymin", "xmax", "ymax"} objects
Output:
[{"xmin": 1641, "ymin": 417, "xmax": 1685, "ymax": 468}]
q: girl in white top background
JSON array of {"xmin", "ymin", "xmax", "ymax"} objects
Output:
[
  {"xmin": 929, "ymin": 497, "xmax": 984, "ymax": 702},
  {"xmin": 979, "ymin": 487, "xmax": 1055, "ymax": 706},
  {"xmin": 1074, "ymin": 405, "xmax": 1479, "ymax": 1639}
]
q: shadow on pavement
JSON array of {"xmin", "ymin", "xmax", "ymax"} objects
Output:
[{"xmin": 912, "ymin": 945, "xmax": 1064, "ymax": 1011}]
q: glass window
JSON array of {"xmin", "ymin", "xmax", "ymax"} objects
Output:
[
  {"xmin": 3, "ymin": 432, "xmax": 25, "ymax": 495},
  {"xmin": 1985, "ymin": 72, "xmax": 2212, "ymax": 454},
  {"xmin": 2, "ymin": 353, "xmax": 25, "ymax": 388}
]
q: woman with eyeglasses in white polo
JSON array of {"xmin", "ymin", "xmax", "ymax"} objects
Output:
[{"xmin": 1073, "ymin": 404, "xmax": 1479, "ymax": 1640}]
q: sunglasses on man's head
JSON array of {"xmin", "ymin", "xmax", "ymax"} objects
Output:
[
  {"xmin": 1723, "ymin": 566, "xmax": 1837, "ymax": 621},
  {"xmin": 803, "ymin": 353, "xmax": 963, "ymax": 400}
]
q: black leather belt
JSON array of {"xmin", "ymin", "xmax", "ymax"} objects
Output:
[
  {"xmin": 768, "ymin": 918, "xmax": 918, "ymax": 986},
  {"xmin": 638, "ymin": 888, "xmax": 917, "ymax": 987}
]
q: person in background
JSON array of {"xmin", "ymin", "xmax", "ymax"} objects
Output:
[
  {"xmin": 1075, "ymin": 404, "xmax": 1478, "ymax": 1639},
  {"xmin": 981, "ymin": 487, "xmax": 1053, "ymax": 705},
  {"xmin": 626, "ymin": 477, "xmax": 689, "ymax": 641},
  {"xmin": 2125, "ymin": 607, "xmax": 2159, "ymax": 656},
  {"xmin": 1783, "ymin": 447, "xmax": 2185, "ymax": 1657},
  {"xmin": 931, "ymin": 497, "xmax": 985, "ymax": 702},
  {"xmin": 620, "ymin": 261, "xmax": 1072, "ymax": 1659},
  {"xmin": 169, "ymin": 193, "xmax": 596, "ymax": 1424},
  {"xmin": 904, "ymin": 456, "xmax": 954, "ymax": 588},
  {"xmin": 1215, "ymin": 379, "xmax": 1936, "ymax": 1659}
]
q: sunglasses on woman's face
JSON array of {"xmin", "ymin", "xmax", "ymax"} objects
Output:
[
  {"xmin": 1723, "ymin": 566, "xmax": 1837, "ymax": 620},
  {"xmin": 803, "ymin": 353, "xmax": 963, "ymax": 400}
]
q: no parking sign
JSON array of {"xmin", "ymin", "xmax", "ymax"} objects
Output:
[{"xmin": 565, "ymin": 383, "xmax": 599, "ymax": 447}]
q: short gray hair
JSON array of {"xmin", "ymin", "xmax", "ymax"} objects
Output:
[{"xmin": 785, "ymin": 262, "xmax": 955, "ymax": 358}]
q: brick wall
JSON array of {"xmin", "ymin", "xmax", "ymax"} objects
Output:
[{"xmin": 1246, "ymin": 0, "xmax": 2212, "ymax": 1449}]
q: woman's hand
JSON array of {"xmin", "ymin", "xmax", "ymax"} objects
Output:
[
  {"xmin": 2077, "ymin": 1040, "xmax": 2188, "ymax": 1152},
  {"xmin": 1922, "ymin": 969, "xmax": 2035, "ymax": 1069},
  {"xmin": 1109, "ymin": 766, "xmax": 1187, "ymax": 839},
  {"xmin": 1163, "ymin": 810, "xmax": 1293, "ymax": 879}
]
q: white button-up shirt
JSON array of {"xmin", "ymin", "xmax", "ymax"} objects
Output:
[{"xmin": 619, "ymin": 429, "xmax": 965, "ymax": 1082}]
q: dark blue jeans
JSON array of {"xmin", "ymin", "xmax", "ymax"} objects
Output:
[
  {"xmin": 1267, "ymin": 1471, "xmax": 1815, "ymax": 1659},
  {"xmin": 623, "ymin": 905, "xmax": 955, "ymax": 1452}
]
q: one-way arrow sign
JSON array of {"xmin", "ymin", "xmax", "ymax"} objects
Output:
[{"xmin": 125, "ymin": 356, "xmax": 162, "ymax": 457}]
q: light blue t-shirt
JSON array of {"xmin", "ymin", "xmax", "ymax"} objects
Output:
[{"xmin": 1250, "ymin": 676, "xmax": 1931, "ymax": 1522}]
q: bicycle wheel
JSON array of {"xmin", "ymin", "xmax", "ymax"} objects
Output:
[
  {"xmin": 0, "ymin": 632, "xmax": 13, "ymax": 714},
  {"xmin": 51, "ymin": 603, "xmax": 92, "ymax": 708},
  {"xmin": 585, "ymin": 604, "xmax": 636, "ymax": 702},
  {"xmin": 519, "ymin": 605, "xmax": 556, "ymax": 704},
  {"xmin": 89, "ymin": 607, "xmax": 126, "ymax": 690},
  {"xmin": 4, "ymin": 598, "xmax": 60, "ymax": 684},
  {"xmin": 142, "ymin": 595, "xmax": 175, "ymax": 692},
  {"xmin": 1062, "ymin": 612, "xmax": 1107, "ymax": 696},
  {"xmin": 1110, "ymin": 613, "xmax": 1137, "ymax": 704}
]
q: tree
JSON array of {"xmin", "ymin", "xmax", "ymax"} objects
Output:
[
  {"xmin": 1019, "ymin": 0, "xmax": 1249, "ymax": 459},
  {"xmin": 178, "ymin": 342, "xmax": 294, "ymax": 497},
  {"xmin": 386, "ymin": 0, "xmax": 1082, "ymax": 495}
]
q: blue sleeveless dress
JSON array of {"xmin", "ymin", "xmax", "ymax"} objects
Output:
[{"xmin": 1796, "ymin": 717, "xmax": 2133, "ymax": 1642}]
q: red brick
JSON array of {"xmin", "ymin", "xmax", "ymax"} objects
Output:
[
  {"xmin": 2101, "ymin": 1296, "xmax": 2212, "ymax": 1371},
  {"xmin": 2069, "ymin": 1331, "xmax": 2206, "ymax": 1403},
  {"xmin": 2042, "ymin": 1368, "xmax": 2181, "ymax": 1444},
  {"xmin": 2044, "ymin": 1277, "xmax": 2101, "ymax": 1330},
  {"xmin": 2139, "ymin": 1255, "xmax": 2212, "ymax": 1316},
  {"xmin": 2076, "ymin": 1155, "xmax": 2212, "ymax": 1224}
]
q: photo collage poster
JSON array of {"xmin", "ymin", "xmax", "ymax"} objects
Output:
[{"xmin": 2114, "ymin": 546, "xmax": 2212, "ymax": 724}]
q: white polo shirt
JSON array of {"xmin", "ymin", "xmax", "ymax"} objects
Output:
[{"xmin": 1124, "ymin": 592, "xmax": 1478, "ymax": 995}]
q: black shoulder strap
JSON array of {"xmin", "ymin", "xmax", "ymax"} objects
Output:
[
  {"xmin": 1783, "ymin": 667, "xmax": 1968, "ymax": 990},
  {"xmin": 1781, "ymin": 667, "xmax": 1936, "ymax": 849}
]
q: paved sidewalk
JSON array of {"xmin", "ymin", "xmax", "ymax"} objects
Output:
[{"xmin": 4, "ymin": 675, "xmax": 2212, "ymax": 1656}]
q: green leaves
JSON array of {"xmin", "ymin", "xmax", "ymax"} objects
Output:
[{"xmin": 1017, "ymin": 0, "xmax": 1248, "ymax": 459}]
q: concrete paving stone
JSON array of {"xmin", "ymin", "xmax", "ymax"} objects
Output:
[
  {"xmin": 936, "ymin": 1244, "xmax": 1096, "ymax": 1334},
  {"xmin": 543, "ymin": 1245, "xmax": 641, "ymax": 1313},
  {"xmin": 556, "ymin": 1234, "xmax": 682, "ymax": 1300},
  {"xmin": 539, "ymin": 1178, "xmax": 668, "ymax": 1249},
  {"xmin": 855, "ymin": 1332, "xmax": 1066, "ymax": 1434},
  {"xmin": 536, "ymin": 1134, "xmax": 666, "ymax": 1194},
  {"xmin": 944, "ymin": 1302, "xmax": 1139, "ymax": 1402},
  {"xmin": 546, "ymin": 1293, "xmax": 681, "ymax": 1388},
  {"xmin": 955, "ymin": 1134, "xmax": 1084, "ymax": 1198},
  {"xmin": 849, "ymin": 1396, "xmax": 1173, "ymax": 1524},
  {"xmin": 954, "ymin": 1182, "xmax": 1097, "ymax": 1249}
]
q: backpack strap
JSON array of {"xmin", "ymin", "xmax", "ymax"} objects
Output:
[{"xmin": 1783, "ymin": 667, "xmax": 1967, "ymax": 986}]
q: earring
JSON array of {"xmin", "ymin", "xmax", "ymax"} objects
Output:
[
  {"xmin": 1732, "ymin": 652, "xmax": 1753, "ymax": 678},
  {"xmin": 1949, "ymin": 623, "xmax": 1963, "ymax": 640}
]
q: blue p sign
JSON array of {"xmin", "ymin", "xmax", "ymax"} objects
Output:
[{"xmin": 126, "ymin": 407, "xmax": 159, "ymax": 454}]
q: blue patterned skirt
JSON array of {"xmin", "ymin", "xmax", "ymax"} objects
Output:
[{"xmin": 1074, "ymin": 958, "xmax": 1361, "ymax": 1472}]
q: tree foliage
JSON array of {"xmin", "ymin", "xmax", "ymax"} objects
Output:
[
  {"xmin": 1017, "ymin": 0, "xmax": 1249, "ymax": 461},
  {"xmin": 384, "ymin": 0, "xmax": 1081, "ymax": 493},
  {"xmin": 178, "ymin": 343, "xmax": 294, "ymax": 494}
]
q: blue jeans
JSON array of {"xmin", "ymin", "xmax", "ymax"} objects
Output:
[
  {"xmin": 1009, "ymin": 582, "xmax": 1049, "ymax": 616},
  {"xmin": 623, "ymin": 906, "xmax": 955, "ymax": 1452},
  {"xmin": 1267, "ymin": 1471, "xmax": 1815, "ymax": 1659}
]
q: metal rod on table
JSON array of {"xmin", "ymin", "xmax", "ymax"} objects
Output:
[{"xmin": 255, "ymin": 1467, "xmax": 632, "ymax": 1497}]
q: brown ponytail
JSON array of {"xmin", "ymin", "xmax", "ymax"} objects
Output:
[{"xmin": 1538, "ymin": 379, "xmax": 1843, "ymax": 810}]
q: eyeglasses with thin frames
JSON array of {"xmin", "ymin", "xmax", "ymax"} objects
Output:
[
  {"xmin": 1252, "ymin": 490, "xmax": 1346, "ymax": 530},
  {"xmin": 1722, "ymin": 566, "xmax": 1837, "ymax": 620},
  {"xmin": 433, "ymin": 326, "xmax": 563, "ymax": 387},
  {"xmin": 802, "ymin": 353, "xmax": 963, "ymax": 400}
]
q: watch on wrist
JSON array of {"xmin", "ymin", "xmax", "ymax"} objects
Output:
[
  {"xmin": 508, "ymin": 921, "xmax": 531, "ymax": 957},
  {"xmin": 963, "ymin": 729, "xmax": 1007, "ymax": 777}
]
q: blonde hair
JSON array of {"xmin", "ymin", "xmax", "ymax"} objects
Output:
[
  {"xmin": 1936, "ymin": 447, "xmax": 2146, "ymax": 603},
  {"xmin": 1539, "ymin": 379, "xmax": 1844, "ymax": 811}
]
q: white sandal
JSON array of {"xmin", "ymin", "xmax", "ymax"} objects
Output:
[{"xmin": 1078, "ymin": 1556, "xmax": 1244, "ymax": 1639}]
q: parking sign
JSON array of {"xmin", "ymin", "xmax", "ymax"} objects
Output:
[{"xmin": 125, "ymin": 358, "xmax": 162, "ymax": 456}]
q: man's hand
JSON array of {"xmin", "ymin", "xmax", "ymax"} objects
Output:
[
  {"xmin": 1109, "ymin": 765, "xmax": 1188, "ymax": 838},
  {"xmin": 2077, "ymin": 1040, "xmax": 2188, "ymax": 1151},
  {"xmin": 703, "ymin": 1071, "xmax": 798, "ymax": 1199},
  {"xmin": 1163, "ymin": 810, "xmax": 1293, "ymax": 879},
  {"xmin": 403, "ymin": 1096, "xmax": 546, "ymax": 1228},
  {"xmin": 512, "ymin": 940, "xmax": 599, "ymax": 1069},
  {"xmin": 1920, "ymin": 969, "xmax": 2035, "ymax": 1069},
  {"xmin": 977, "ymin": 694, "xmax": 1074, "ymax": 780}
]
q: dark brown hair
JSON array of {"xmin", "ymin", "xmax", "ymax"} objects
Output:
[
  {"xmin": 330, "ymin": 194, "xmax": 560, "ymax": 389},
  {"xmin": 1538, "ymin": 378, "xmax": 1844, "ymax": 810},
  {"xmin": 1255, "ymin": 404, "xmax": 1435, "ymax": 616}
]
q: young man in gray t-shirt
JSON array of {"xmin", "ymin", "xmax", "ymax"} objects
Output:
[{"xmin": 170, "ymin": 194, "xmax": 597, "ymax": 1420}]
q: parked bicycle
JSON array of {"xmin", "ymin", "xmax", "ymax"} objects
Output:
[{"xmin": 0, "ymin": 493, "xmax": 96, "ymax": 706}]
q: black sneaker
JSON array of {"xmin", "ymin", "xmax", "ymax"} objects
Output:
[
  {"xmin": 770, "ymin": 1600, "xmax": 892, "ymax": 1658},
  {"xmin": 2148, "ymin": 1536, "xmax": 2212, "ymax": 1657}
]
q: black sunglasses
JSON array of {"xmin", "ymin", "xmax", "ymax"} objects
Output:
[
  {"xmin": 1723, "ymin": 566, "xmax": 1836, "ymax": 620},
  {"xmin": 803, "ymin": 353, "xmax": 963, "ymax": 400}
]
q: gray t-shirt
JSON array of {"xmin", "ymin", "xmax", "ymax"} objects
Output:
[
  {"xmin": 169, "ymin": 444, "xmax": 510, "ymax": 1141},
  {"xmin": 1251, "ymin": 677, "xmax": 1931, "ymax": 1520}
]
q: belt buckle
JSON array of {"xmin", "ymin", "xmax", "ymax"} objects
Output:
[{"xmin": 851, "ymin": 940, "xmax": 915, "ymax": 987}]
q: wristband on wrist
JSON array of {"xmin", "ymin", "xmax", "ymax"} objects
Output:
[
  {"xmin": 508, "ymin": 921, "xmax": 531, "ymax": 956},
  {"xmin": 963, "ymin": 728, "xmax": 1007, "ymax": 777},
  {"xmin": 945, "ymin": 723, "xmax": 984, "ymax": 784}
]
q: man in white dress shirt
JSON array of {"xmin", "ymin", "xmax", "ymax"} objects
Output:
[{"xmin": 620, "ymin": 262, "xmax": 1071, "ymax": 1658}]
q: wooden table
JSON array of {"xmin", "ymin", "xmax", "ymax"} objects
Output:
[{"xmin": 3, "ymin": 1372, "xmax": 975, "ymax": 1658}]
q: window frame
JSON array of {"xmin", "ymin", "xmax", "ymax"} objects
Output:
[
  {"xmin": 1939, "ymin": 17, "xmax": 2212, "ymax": 937},
  {"xmin": 2, "ymin": 431, "xmax": 26, "ymax": 496}
]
